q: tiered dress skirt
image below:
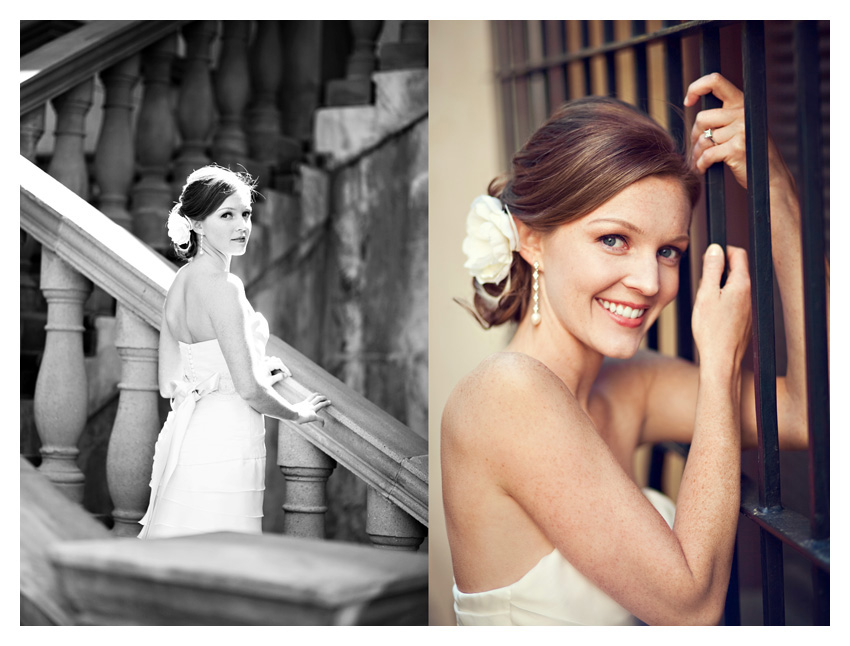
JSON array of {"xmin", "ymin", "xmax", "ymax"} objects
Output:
[{"xmin": 139, "ymin": 315, "xmax": 269, "ymax": 539}]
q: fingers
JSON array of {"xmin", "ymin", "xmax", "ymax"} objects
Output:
[
  {"xmin": 683, "ymin": 72, "xmax": 744, "ymax": 108},
  {"xmin": 701, "ymin": 243, "xmax": 726, "ymax": 287},
  {"xmin": 723, "ymin": 245, "xmax": 751, "ymax": 288},
  {"xmin": 689, "ymin": 107, "xmax": 742, "ymax": 149}
]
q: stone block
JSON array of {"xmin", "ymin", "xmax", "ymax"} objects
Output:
[
  {"xmin": 49, "ymin": 531, "xmax": 428, "ymax": 625},
  {"xmin": 314, "ymin": 69, "xmax": 427, "ymax": 168}
]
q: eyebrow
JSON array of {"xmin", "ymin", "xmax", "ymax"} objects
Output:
[
  {"xmin": 588, "ymin": 217, "xmax": 690, "ymax": 245},
  {"xmin": 215, "ymin": 204, "xmax": 252, "ymax": 213}
]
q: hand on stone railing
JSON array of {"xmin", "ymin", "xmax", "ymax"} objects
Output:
[
  {"xmin": 265, "ymin": 355, "xmax": 291, "ymax": 379},
  {"xmin": 291, "ymin": 394, "xmax": 332, "ymax": 426}
]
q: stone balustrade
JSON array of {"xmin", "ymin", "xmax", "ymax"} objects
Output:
[{"xmin": 20, "ymin": 20, "xmax": 428, "ymax": 552}]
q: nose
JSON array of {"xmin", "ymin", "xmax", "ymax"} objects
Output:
[{"xmin": 621, "ymin": 252, "xmax": 660, "ymax": 297}]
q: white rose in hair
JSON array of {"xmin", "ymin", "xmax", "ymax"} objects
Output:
[
  {"xmin": 462, "ymin": 195, "xmax": 520, "ymax": 285},
  {"xmin": 167, "ymin": 209, "xmax": 191, "ymax": 246}
]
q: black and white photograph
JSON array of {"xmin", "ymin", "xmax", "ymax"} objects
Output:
[{"xmin": 20, "ymin": 19, "xmax": 428, "ymax": 626}]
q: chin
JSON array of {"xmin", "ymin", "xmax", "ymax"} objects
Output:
[{"xmin": 602, "ymin": 345, "xmax": 641, "ymax": 360}]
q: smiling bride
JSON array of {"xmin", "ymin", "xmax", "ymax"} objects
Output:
[{"xmin": 441, "ymin": 73, "xmax": 822, "ymax": 625}]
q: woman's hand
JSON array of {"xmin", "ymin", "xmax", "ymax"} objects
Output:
[
  {"xmin": 692, "ymin": 244, "xmax": 752, "ymax": 370},
  {"xmin": 293, "ymin": 393, "xmax": 332, "ymax": 426},
  {"xmin": 264, "ymin": 355, "xmax": 291, "ymax": 385},
  {"xmin": 684, "ymin": 73, "xmax": 748, "ymax": 188},
  {"xmin": 684, "ymin": 73, "xmax": 795, "ymax": 192}
]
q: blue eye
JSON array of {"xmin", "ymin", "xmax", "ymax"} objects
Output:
[
  {"xmin": 600, "ymin": 234, "xmax": 627, "ymax": 249},
  {"xmin": 658, "ymin": 247, "xmax": 682, "ymax": 261}
]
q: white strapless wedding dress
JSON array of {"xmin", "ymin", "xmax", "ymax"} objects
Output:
[
  {"xmin": 138, "ymin": 313, "xmax": 269, "ymax": 539},
  {"xmin": 453, "ymin": 488, "xmax": 676, "ymax": 625}
]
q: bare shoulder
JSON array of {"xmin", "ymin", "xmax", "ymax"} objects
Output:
[{"xmin": 442, "ymin": 352, "xmax": 579, "ymax": 448}]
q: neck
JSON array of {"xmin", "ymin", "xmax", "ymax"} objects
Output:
[
  {"xmin": 196, "ymin": 241, "xmax": 231, "ymax": 272},
  {"xmin": 505, "ymin": 314, "xmax": 604, "ymax": 411}
]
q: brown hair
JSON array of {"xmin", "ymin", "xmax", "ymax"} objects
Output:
[{"xmin": 472, "ymin": 96, "xmax": 700, "ymax": 327}]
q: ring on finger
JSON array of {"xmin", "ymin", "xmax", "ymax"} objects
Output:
[{"xmin": 703, "ymin": 128, "xmax": 718, "ymax": 145}]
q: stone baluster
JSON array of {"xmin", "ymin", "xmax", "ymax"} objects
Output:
[
  {"xmin": 279, "ymin": 21, "xmax": 323, "ymax": 149},
  {"xmin": 48, "ymin": 78, "xmax": 94, "ymax": 199},
  {"xmin": 379, "ymin": 20, "xmax": 428, "ymax": 70},
  {"xmin": 32, "ymin": 79, "xmax": 95, "ymax": 501},
  {"xmin": 106, "ymin": 304, "xmax": 160, "ymax": 537},
  {"xmin": 277, "ymin": 425, "xmax": 337, "ymax": 539},
  {"xmin": 212, "ymin": 20, "xmax": 251, "ymax": 170},
  {"xmin": 326, "ymin": 21, "xmax": 384, "ymax": 106},
  {"xmin": 94, "ymin": 55, "xmax": 141, "ymax": 230},
  {"xmin": 247, "ymin": 21, "xmax": 283, "ymax": 181},
  {"xmin": 366, "ymin": 487, "xmax": 426, "ymax": 551},
  {"xmin": 132, "ymin": 34, "xmax": 178, "ymax": 255},
  {"xmin": 173, "ymin": 21, "xmax": 217, "ymax": 194},
  {"xmin": 33, "ymin": 250, "xmax": 93, "ymax": 502}
]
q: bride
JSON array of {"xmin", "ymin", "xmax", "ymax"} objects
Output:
[
  {"xmin": 442, "ymin": 73, "xmax": 823, "ymax": 625},
  {"xmin": 139, "ymin": 165, "xmax": 331, "ymax": 539}
]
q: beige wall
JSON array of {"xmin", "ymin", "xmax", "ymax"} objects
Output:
[{"xmin": 428, "ymin": 21, "xmax": 513, "ymax": 626}]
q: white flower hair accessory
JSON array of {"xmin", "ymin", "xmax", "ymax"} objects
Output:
[
  {"xmin": 167, "ymin": 206, "xmax": 192, "ymax": 246},
  {"xmin": 462, "ymin": 195, "xmax": 520, "ymax": 302}
]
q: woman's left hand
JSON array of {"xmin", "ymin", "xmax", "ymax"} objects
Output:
[
  {"xmin": 684, "ymin": 73, "xmax": 750, "ymax": 188},
  {"xmin": 685, "ymin": 73, "xmax": 796, "ymax": 193}
]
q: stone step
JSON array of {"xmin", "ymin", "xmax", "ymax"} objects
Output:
[
  {"xmin": 49, "ymin": 531, "xmax": 427, "ymax": 625},
  {"xmin": 20, "ymin": 456, "xmax": 112, "ymax": 625}
]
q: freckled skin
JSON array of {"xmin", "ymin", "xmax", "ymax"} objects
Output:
[{"xmin": 442, "ymin": 71, "xmax": 819, "ymax": 621}]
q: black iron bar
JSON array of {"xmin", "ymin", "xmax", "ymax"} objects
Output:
[
  {"xmin": 740, "ymin": 474, "xmax": 829, "ymax": 571},
  {"xmin": 742, "ymin": 20, "xmax": 784, "ymax": 626},
  {"xmin": 631, "ymin": 20, "xmax": 648, "ymax": 113},
  {"xmin": 580, "ymin": 21, "xmax": 592, "ymax": 96},
  {"xmin": 793, "ymin": 19, "xmax": 830, "ymax": 627},
  {"xmin": 700, "ymin": 24, "xmax": 726, "ymax": 253},
  {"xmin": 603, "ymin": 21, "xmax": 616, "ymax": 96}
]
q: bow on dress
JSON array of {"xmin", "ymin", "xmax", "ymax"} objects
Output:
[{"xmin": 138, "ymin": 373, "xmax": 221, "ymax": 539}]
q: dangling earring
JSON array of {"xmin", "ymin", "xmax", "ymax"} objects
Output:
[
  {"xmin": 531, "ymin": 261, "xmax": 541, "ymax": 326},
  {"xmin": 197, "ymin": 233, "xmax": 204, "ymax": 255}
]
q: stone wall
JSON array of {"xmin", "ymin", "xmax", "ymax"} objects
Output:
[{"xmin": 238, "ymin": 69, "xmax": 428, "ymax": 541}]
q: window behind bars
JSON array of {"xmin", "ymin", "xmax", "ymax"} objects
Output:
[{"xmin": 490, "ymin": 19, "xmax": 830, "ymax": 626}]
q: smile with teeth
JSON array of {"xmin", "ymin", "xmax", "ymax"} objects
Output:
[{"xmin": 596, "ymin": 298, "xmax": 647, "ymax": 320}]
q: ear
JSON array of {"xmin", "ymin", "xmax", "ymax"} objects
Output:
[
  {"xmin": 189, "ymin": 218, "xmax": 203, "ymax": 234},
  {"xmin": 515, "ymin": 220, "xmax": 543, "ymax": 267}
]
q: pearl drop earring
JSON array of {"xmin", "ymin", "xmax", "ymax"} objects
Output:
[{"xmin": 531, "ymin": 261, "xmax": 541, "ymax": 326}]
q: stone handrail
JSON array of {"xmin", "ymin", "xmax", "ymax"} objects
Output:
[
  {"xmin": 19, "ymin": 156, "xmax": 428, "ymax": 526},
  {"xmin": 21, "ymin": 20, "xmax": 189, "ymax": 116}
]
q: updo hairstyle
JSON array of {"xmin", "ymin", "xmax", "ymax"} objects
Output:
[
  {"xmin": 170, "ymin": 165, "xmax": 258, "ymax": 260},
  {"xmin": 475, "ymin": 96, "xmax": 701, "ymax": 327}
]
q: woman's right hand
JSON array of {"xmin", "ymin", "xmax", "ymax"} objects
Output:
[
  {"xmin": 692, "ymin": 244, "xmax": 752, "ymax": 369},
  {"xmin": 293, "ymin": 393, "xmax": 332, "ymax": 425}
]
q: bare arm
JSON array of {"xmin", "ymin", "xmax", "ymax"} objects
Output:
[
  {"xmin": 207, "ymin": 274, "xmax": 330, "ymax": 424},
  {"xmin": 157, "ymin": 303, "xmax": 182, "ymax": 399},
  {"xmin": 639, "ymin": 73, "xmax": 828, "ymax": 450}
]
